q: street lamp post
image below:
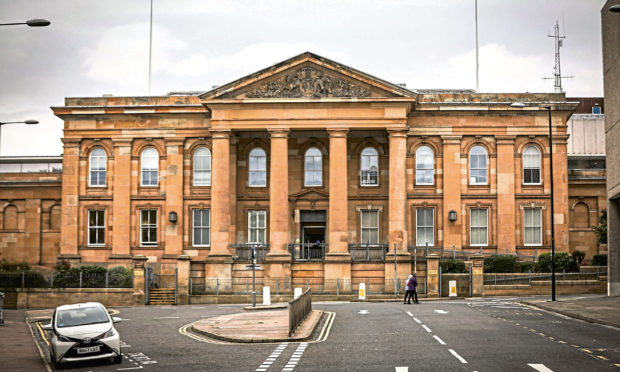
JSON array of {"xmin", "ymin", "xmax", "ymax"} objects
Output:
[
  {"xmin": 511, "ymin": 102, "xmax": 556, "ymax": 301},
  {"xmin": 0, "ymin": 19, "xmax": 51, "ymax": 27},
  {"xmin": 0, "ymin": 120, "xmax": 39, "ymax": 156}
]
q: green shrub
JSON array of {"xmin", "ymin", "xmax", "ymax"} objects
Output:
[
  {"xmin": 518, "ymin": 261, "xmax": 535, "ymax": 273},
  {"xmin": 53, "ymin": 265, "xmax": 107, "ymax": 288},
  {"xmin": 0, "ymin": 259, "xmax": 31, "ymax": 272},
  {"xmin": 592, "ymin": 209, "xmax": 607, "ymax": 245},
  {"xmin": 439, "ymin": 259, "xmax": 468, "ymax": 273},
  {"xmin": 0, "ymin": 270, "xmax": 48, "ymax": 288},
  {"xmin": 108, "ymin": 266, "xmax": 133, "ymax": 288},
  {"xmin": 571, "ymin": 250, "xmax": 585, "ymax": 265},
  {"xmin": 537, "ymin": 252, "xmax": 572, "ymax": 272},
  {"xmin": 484, "ymin": 255, "xmax": 518, "ymax": 273},
  {"xmin": 592, "ymin": 254, "xmax": 608, "ymax": 266}
]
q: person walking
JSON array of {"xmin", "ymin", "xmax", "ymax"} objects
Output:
[
  {"xmin": 404, "ymin": 274, "xmax": 413, "ymax": 304},
  {"xmin": 410, "ymin": 274, "xmax": 419, "ymax": 304}
]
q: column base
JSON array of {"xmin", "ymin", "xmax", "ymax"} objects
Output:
[
  {"xmin": 265, "ymin": 251, "xmax": 292, "ymax": 263},
  {"xmin": 384, "ymin": 252, "xmax": 412, "ymax": 293},
  {"xmin": 324, "ymin": 252, "xmax": 351, "ymax": 263},
  {"xmin": 324, "ymin": 260, "xmax": 352, "ymax": 293},
  {"xmin": 204, "ymin": 259, "xmax": 233, "ymax": 293}
]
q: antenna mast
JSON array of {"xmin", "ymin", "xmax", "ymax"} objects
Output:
[{"xmin": 543, "ymin": 20, "xmax": 573, "ymax": 93}]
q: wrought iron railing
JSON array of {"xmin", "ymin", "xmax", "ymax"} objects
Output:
[
  {"xmin": 289, "ymin": 288, "xmax": 312, "ymax": 337},
  {"xmin": 348, "ymin": 243, "xmax": 388, "ymax": 262},
  {"xmin": 231, "ymin": 243, "xmax": 269, "ymax": 262},
  {"xmin": 288, "ymin": 243, "xmax": 326, "ymax": 261}
]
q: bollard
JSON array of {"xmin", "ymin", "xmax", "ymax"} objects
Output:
[
  {"xmin": 105, "ymin": 271, "xmax": 109, "ymax": 288},
  {"xmin": 336, "ymin": 278, "xmax": 340, "ymax": 296},
  {"xmin": 276, "ymin": 279, "xmax": 280, "ymax": 296},
  {"xmin": 449, "ymin": 280, "xmax": 457, "ymax": 297},
  {"xmin": 0, "ymin": 292, "xmax": 3, "ymax": 326},
  {"xmin": 294, "ymin": 287, "xmax": 302, "ymax": 299},
  {"xmin": 358, "ymin": 282, "xmax": 366, "ymax": 300},
  {"xmin": 263, "ymin": 286, "xmax": 271, "ymax": 305}
]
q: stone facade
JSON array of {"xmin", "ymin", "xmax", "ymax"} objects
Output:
[{"xmin": 2, "ymin": 53, "xmax": 579, "ymax": 287}]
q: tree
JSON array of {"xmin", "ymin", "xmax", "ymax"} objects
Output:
[{"xmin": 592, "ymin": 209, "xmax": 607, "ymax": 245}]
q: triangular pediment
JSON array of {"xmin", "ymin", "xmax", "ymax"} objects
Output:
[
  {"xmin": 289, "ymin": 189, "xmax": 329, "ymax": 200},
  {"xmin": 200, "ymin": 52, "xmax": 416, "ymax": 100}
]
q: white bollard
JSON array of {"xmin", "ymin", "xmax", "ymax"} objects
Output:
[
  {"xmin": 263, "ymin": 286, "xmax": 271, "ymax": 306},
  {"xmin": 449, "ymin": 280, "xmax": 457, "ymax": 297},
  {"xmin": 358, "ymin": 282, "xmax": 366, "ymax": 300},
  {"xmin": 294, "ymin": 287, "xmax": 302, "ymax": 299}
]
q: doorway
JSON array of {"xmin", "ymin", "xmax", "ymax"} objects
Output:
[{"xmin": 299, "ymin": 210, "xmax": 326, "ymax": 260}]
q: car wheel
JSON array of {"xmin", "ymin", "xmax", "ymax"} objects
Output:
[{"xmin": 50, "ymin": 350, "xmax": 61, "ymax": 370}]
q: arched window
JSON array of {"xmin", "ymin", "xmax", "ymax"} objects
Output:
[
  {"xmin": 89, "ymin": 148, "xmax": 107, "ymax": 187},
  {"xmin": 249, "ymin": 148, "xmax": 267, "ymax": 187},
  {"xmin": 469, "ymin": 146, "xmax": 487, "ymax": 185},
  {"xmin": 3, "ymin": 205, "xmax": 17, "ymax": 230},
  {"xmin": 523, "ymin": 146, "xmax": 541, "ymax": 184},
  {"xmin": 304, "ymin": 147, "xmax": 322, "ymax": 187},
  {"xmin": 141, "ymin": 148, "xmax": 159, "ymax": 186},
  {"xmin": 415, "ymin": 146, "xmax": 434, "ymax": 185},
  {"xmin": 193, "ymin": 147, "xmax": 211, "ymax": 186},
  {"xmin": 360, "ymin": 147, "xmax": 379, "ymax": 186},
  {"xmin": 49, "ymin": 205, "xmax": 61, "ymax": 230},
  {"xmin": 572, "ymin": 203, "xmax": 590, "ymax": 228}
]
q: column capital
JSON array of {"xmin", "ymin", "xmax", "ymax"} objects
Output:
[
  {"xmin": 440, "ymin": 135, "xmax": 462, "ymax": 145},
  {"xmin": 387, "ymin": 129, "xmax": 408, "ymax": 138},
  {"xmin": 327, "ymin": 129, "xmax": 349, "ymax": 138},
  {"xmin": 210, "ymin": 129, "xmax": 231, "ymax": 139},
  {"xmin": 268, "ymin": 128, "xmax": 290, "ymax": 138}
]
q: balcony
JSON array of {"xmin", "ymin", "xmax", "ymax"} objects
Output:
[
  {"xmin": 348, "ymin": 243, "xmax": 388, "ymax": 262},
  {"xmin": 288, "ymin": 243, "xmax": 326, "ymax": 262}
]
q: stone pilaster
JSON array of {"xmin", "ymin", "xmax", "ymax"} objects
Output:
[
  {"xmin": 110, "ymin": 138, "xmax": 132, "ymax": 260},
  {"xmin": 426, "ymin": 254, "xmax": 440, "ymax": 298},
  {"xmin": 266, "ymin": 129, "xmax": 292, "ymax": 279},
  {"xmin": 176, "ymin": 255, "xmax": 191, "ymax": 304},
  {"xmin": 132, "ymin": 255, "xmax": 148, "ymax": 306},
  {"xmin": 164, "ymin": 138, "xmax": 184, "ymax": 258},
  {"xmin": 551, "ymin": 135, "xmax": 570, "ymax": 252},
  {"xmin": 59, "ymin": 138, "xmax": 81, "ymax": 263},
  {"xmin": 496, "ymin": 136, "xmax": 516, "ymax": 253},
  {"xmin": 471, "ymin": 254, "xmax": 484, "ymax": 297},
  {"xmin": 441, "ymin": 136, "xmax": 463, "ymax": 249},
  {"xmin": 24, "ymin": 198, "xmax": 41, "ymax": 264}
]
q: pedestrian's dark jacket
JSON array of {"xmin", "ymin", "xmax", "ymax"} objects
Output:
[{"xmin": 408, "ymin": 276, "xmax": 417, "ymax": 288}]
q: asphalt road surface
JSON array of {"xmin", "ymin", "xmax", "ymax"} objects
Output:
[{"xmin": 30, "ymin": 298, "xmax": 620, "ymax": 371}]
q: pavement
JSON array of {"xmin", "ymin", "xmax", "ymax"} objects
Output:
[
  {"xmin": 0, "ymin": 309, "xmax": 48, "ymax": 372},
  {"xmin": 521, "ymin": 294, "xmax": 620, "ymax": 328}
]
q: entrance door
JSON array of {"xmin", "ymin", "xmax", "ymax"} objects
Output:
[{"xmin": 299, "ymin": 210, "xmax": 326, "ymax": 260}]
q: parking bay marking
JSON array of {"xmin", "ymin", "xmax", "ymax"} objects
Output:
[{"xmin": 528, "ymin": 364, "xmax": 554, "ymax": 372}]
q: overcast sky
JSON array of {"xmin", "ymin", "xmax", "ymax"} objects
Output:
[{"xmin": 0, "ymin": 0, "xmax": 607, "ymax": 156}]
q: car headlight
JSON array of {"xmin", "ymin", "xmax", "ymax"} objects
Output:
[
  {"xmin": 57, "ymin": 334, "xmax": 72, "ymax": 342},
  {"xmin": 103, "ymin": 328, "xmax": 116, "ymax": 338}
]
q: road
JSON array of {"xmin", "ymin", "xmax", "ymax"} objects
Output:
[{"xmin": 29, "ymin": 297, "xmax": 620, "ymax": 371}]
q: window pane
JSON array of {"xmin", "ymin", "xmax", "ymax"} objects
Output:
[
  {"xmin": 258, "ymin": 211, "xmax": 265, "ymax": 227},
  {"xmin": 193, "ymin": 228, "xmax": 201, "ymax": 245}
]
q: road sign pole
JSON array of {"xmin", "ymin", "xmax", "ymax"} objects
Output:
[
  {"xmin": 252, "ymin": 246, "xmax": 257, "ymax": 307},
  {"xmin": 394, "ymin": 243, "xmax": 397, "ymax": 298}
]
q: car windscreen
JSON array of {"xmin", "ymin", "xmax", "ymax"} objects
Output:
[{"xmin": 56, "ymin": 306, "xmax": 110, "ymax": 328}]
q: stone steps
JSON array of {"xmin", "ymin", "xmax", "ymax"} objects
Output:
[{"xmin": 148, "ymin": 288, "xmax": 176, "ymax": 305}]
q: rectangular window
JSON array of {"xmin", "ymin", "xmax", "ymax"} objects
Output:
[
  {"xmin": 416, "ymin": 208, "xmax": 434, "ymax": 246},
  {"xmin": 470, "ymin": 208, "xmax": 488, "ymax": 246},
  {"xmin": 193, "ymin": 209, "xmax": 210, "ymax": 247},
  {"xmin": 360, "ymin": 210, "xmax": 379, "ymax": 245},
  {"xmin": 248, "ymin": 210, "xmax": 266, "ymax": 243},
  {"xmin": 140, "ymin": 209, "xmax": 157, "ymax": 246},
  {"xmin": 524, "ymin": 208, "xmax": 542, "ymax": 246},
  {"xmin": 88, "ymin": 210, "xmax": 105, "ymax": 246}
]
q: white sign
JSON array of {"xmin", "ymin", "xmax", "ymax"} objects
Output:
[
  {"xmin": 449, "ymin": 280, "xmax": 457, "ymax": 297},
  {"xmin": 358, "ymin": 282, "xmax": 366, "ymax": 300},
  {"xmin": 294, "ymin": 287, "xmax": 302, "ymax": 299},
  {"xmin": 245, "ymin": 264, "xmax": 261, "ymax": 270}
]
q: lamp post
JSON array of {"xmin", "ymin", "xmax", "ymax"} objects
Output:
[
  {"xmin": 0, "ymin": 120, "xmax": 39, "ymax": 156},
  {"xmin": 511, "ymin": 102, "xmax": 555, "ymax": 301},
  {"xmin": 0, "ymin": 19, "xmax": 51, "ymax": 27}
]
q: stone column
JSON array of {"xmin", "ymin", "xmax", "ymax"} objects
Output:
[
  {"xmin": 441, "ymin": 136, "xmax": 463, "ymax": 249},
  {"xmin": 163, "ymin": 138, "xmax": 184, "ymax": 259},
  {"xmin": 496, "ymin": 136, "xmax": 516, "ymax": 253},
  {"xmin": 325, "ymin": 129, "xmax": 351, "ymax": 292},
  {"xmin": 426, "ymin": 254, "xmax": 440, "ymax": 298},
  {"xmin": 471, "ymin": 254, "xmax": 484, "ymax": 296},
  {"xmin": 266, "ymin": 129, "xmax": 292, "ymax": 279},
  {"xmin": 551, "ymin": 135, "xmax": 570, "ymax": 252},
  {"xmin": 24, "ymin": 198, "xmax": 41, "ymax": 264},
  {"xmin": 59, "ymin": 138, "xmax": 81, "ymax": 263},
  {"xmin": 385, "ymin": 130, "xmax": 411, "ymax": 292},
  {"xmin": 110, "ymin": 139, "xmax": 132, "ymax": 261},
  {"xmin": 132, "ymin": 255, "xmax": 148, "ymax": 306},
  {"xmin": 176, "ymin": 255, "xmax": 191, "ymax": 305},
  {"xmin": 206, "ymin": 130, "xmax": 233, "ymax": 285}
]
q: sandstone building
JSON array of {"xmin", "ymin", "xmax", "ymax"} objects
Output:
[{"xmin": 2, "ymin": 53, "xmax": 581, "ymax": 288}]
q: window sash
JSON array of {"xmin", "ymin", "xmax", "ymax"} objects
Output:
[
  {"xmin": 193, "ymin": 150, "xmax": 212, "ymax": 186},
  {"xmin": 193, "ymin": 209, "xmax": 210, "ymax": 246},
  {"xmin": 248, "ymin": 210, "xmax": 266, "ymax": 243},
  {"xmin": 304, "ymin": 153, "xmax": 322, "ymax": 186},
  {"xmin": 416, "ymin": 208, "xmax": 434, "ymax": 246},
  {"xmin": 523, "ymin": 151, "xmax": 541, "ymax": 184},
  {"xmin": 470, "ymin": 153, "xmax": 487, "ymax": 184},
  {"xmin": 360, "ymin": 152, "xmax": 379, "ymax": 186},
  {"xmin": 141, "ymin": 150, "xmax": 158, "ymax": 186},
  {"xmin": 140, "ymin": 210, "xmax": 157, "ymax": 246},
  {"xmin": 524, "ymin": 208, "xmax": 542, "ymax": 245},
  {"xmin": 360, "ymin": 210, "xmax": 379, "ymax": 244},
  {"xmin": 416, "ymin": 149, "xmax": 434, "ymax": 185},
  {"xmin": 470, "ymin": 209, "xmax": 488, "ymax": 246},
  {"xmin": 89, "ymin": 153, "xmax": 106, "ymax": 187},
  {"xmin": 87, "ymin": 210, "xmax": 105, "ymax": 246}
]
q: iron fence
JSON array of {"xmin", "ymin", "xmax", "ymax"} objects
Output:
[
  {"xmin": 0, "ymin": 270, "xmax": 133, "ymax": 289},
  {"xmin": 289, "ymin": 288, "xmax": 312, "ymax": 337},
  {"xmin": 348, "ymin": 244, "xmax": 388, "ymax": 262},
  {"xmin": 288, "ymin": 243, "xmax": 326, "ymax": 261},
  {"xmin": 232, "ymin": 243, "xmax": 269, "ymax": 262},
  {"xmin": 483, "ymin": 269, "xmax": 607, "ymax": 285},
  {"xmin": 408, "ymin": 245, "xmax": 541, "ymax": 263}
]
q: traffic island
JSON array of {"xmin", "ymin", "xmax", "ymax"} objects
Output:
[{"xmin": 191, "ymin": 309, "xmax": 323, "ymax": 343}]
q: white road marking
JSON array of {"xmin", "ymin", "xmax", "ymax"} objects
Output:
[
  {"xmin": 256, "ymin": 342, "xmax": 288, "ymax": 371},
  {"xmin": 117, "ymin": 367, "xmax": 143, "ymax": 371},
  {"xmin": 433, "ymin": 335, "xmax": 446, "ymax": 345},
  {"xmin": 527, "ymin": 364, "xmax": 554, "ymax": 372},
  {"xmin": 359, "ymin": 310, "xmax": 369, "ymax": 314},
  {"xmin": 395, "ymin": 367, "xmax": 409, "ymax": 372},
  {"xmin": 422, "ymin": 325, "xmax": 432, "ymax": 333},
  {"xmin": 153, "ymin": 316, "xmax": 180, "ymax": 319},
  {"xmin": 413, "ymin": 317, "xmax": 422, "ymax": 324},
  {"xmin": 406, "ymin": 311, "xmax": 413, "ymax": 317},
  {"xmin": 434, "ymin": 310, "xmax": 448, "ymax": 314},
  {"xmin": 449, "ymin": 349, "xmax": 467, "ymax": 364},
  {"xmin": 282, "ymin": 343, "xmax": 308, "ymax": 371}
]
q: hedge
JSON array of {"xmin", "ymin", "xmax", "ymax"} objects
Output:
[{"xmin": 439, "ymin": 259, "xmax": 468, "ymax": 273}]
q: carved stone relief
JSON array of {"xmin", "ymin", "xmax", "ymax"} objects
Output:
[{"xmin": 245, "ymin": 66, "xmax": 371, "ymax": 98}]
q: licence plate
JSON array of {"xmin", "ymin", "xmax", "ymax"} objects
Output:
[{"xmin": 77, "ymin": 346, "xmax": 100, "ymax": 354}]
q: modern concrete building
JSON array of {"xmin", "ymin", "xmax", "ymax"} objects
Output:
[
  {"xmin": 32, "ymin": 52, "xmax": 577, "ymax": 288},
  {"xmin": 602, "ymin": 0, "xmax": 620, "ymax": 296}
]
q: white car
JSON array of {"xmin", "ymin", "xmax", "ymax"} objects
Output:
[{"xmin": 42, "ymin": 302, "xmax": 122, "ymax": 369}]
